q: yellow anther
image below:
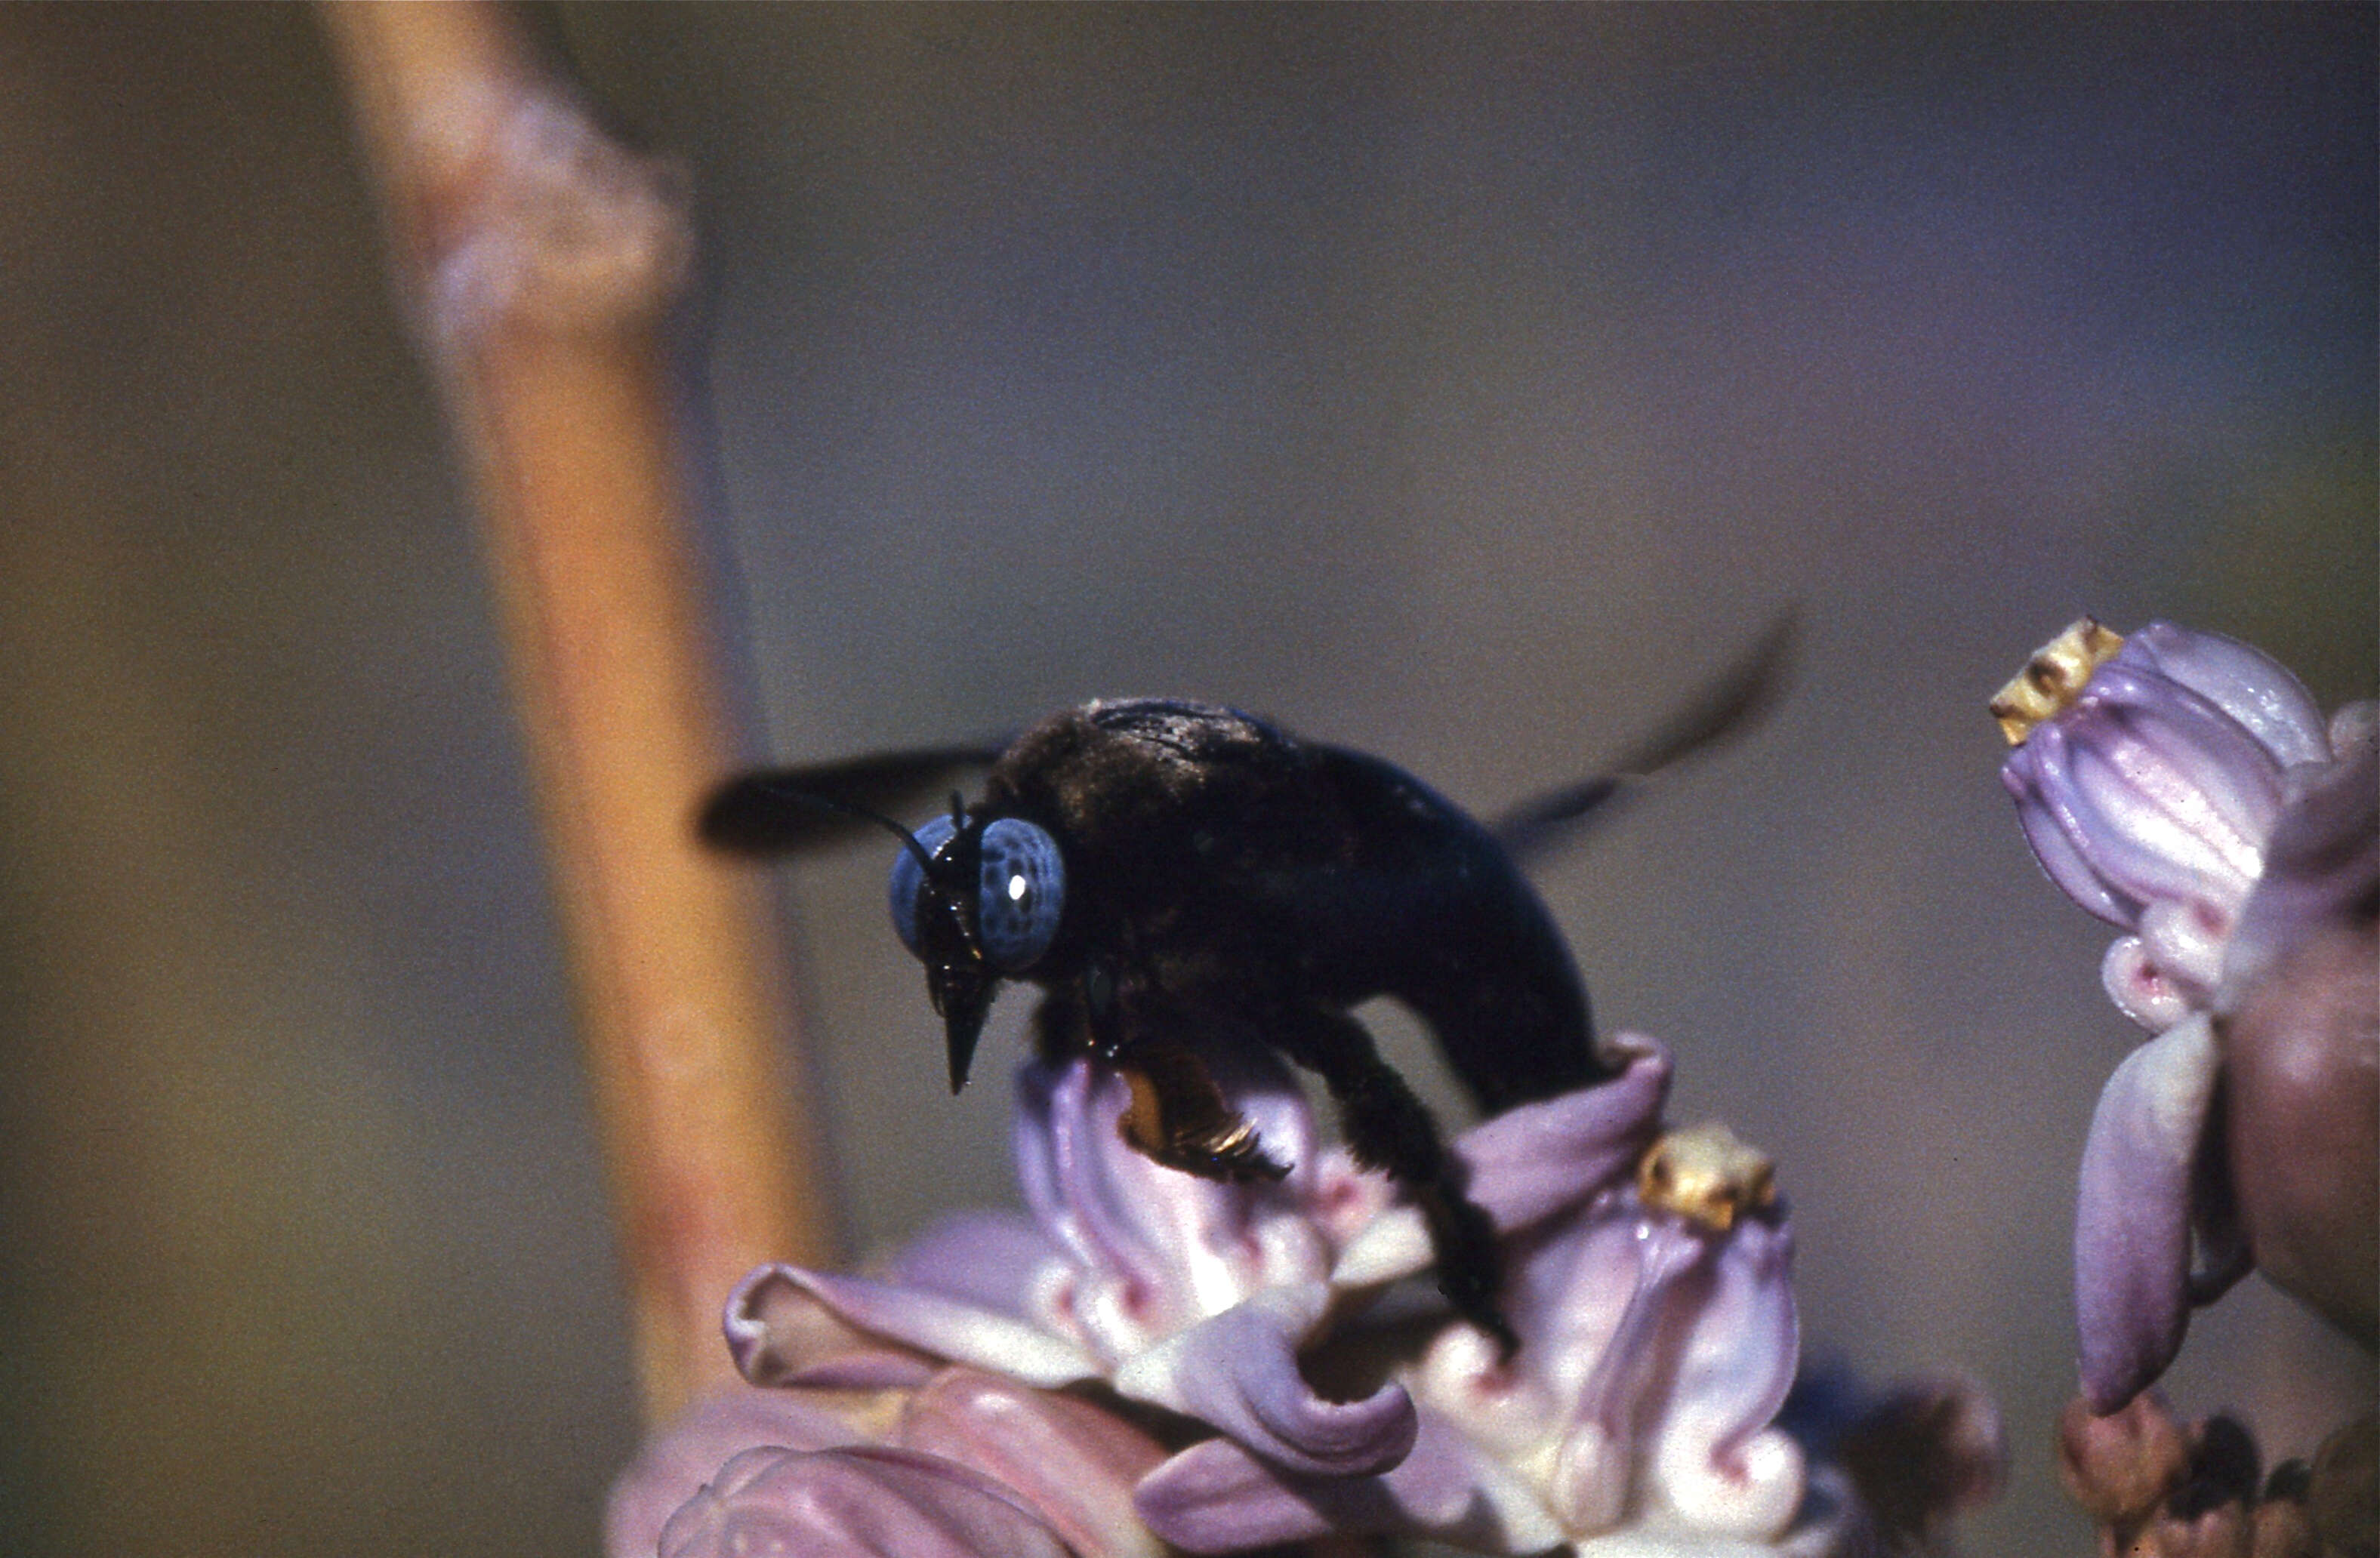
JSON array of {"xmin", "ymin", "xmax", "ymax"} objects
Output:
[
  {"xmin": 1636, "ymin": 1121, "xmax": 1777, "ymax": 1233},
  {"xmin": 1990, "ymin": 617, "xmax": 2126, "ymax": 747}
]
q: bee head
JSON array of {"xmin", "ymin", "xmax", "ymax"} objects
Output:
[{"xmin": 889, "ymin": 794, "xmax": 1065, "ymax": 1091}]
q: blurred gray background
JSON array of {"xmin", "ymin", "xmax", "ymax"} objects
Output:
[{"xmin": 1, "ymin": 5, "xmax": 2371, "ymax": 1555}]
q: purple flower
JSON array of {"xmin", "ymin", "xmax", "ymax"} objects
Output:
[
  {"xmin": 1996, "ymin": 619, "xmax": 2377, "ymax": 1411},
  {"xmin": 728, "ymin": 1046, "xmax": 1425, "ymax": 1475},
  {"xmin": 1141, "ymin": 1107, "xmax": 1814, "ymax": 1552},
  {"xmin": 723, "ymin": 1033, "xmax": 1885, "ymax": 1553}
]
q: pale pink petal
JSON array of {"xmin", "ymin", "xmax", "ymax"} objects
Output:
[
  {"xmin": 2073, "ymin": 1015, "xmax": 2221, "ymax": 1412},
  {"xmin": 2077, "ymin": 663, "xmax": 2291, "ymax": 873},
  {"xmin": 2002, "ymin": 649, "xmax": 2294, "ymax": 942},
  {"xmin": 1018, "ymin": 1057, "xmax": 1335, "ymax": 1357},
  {"xmin": 1411, "ymin": 1202, "xmax": 1645, "ymax": 1457},
  {"xmin": 1111, "ymin": 1280, "xmax": 1417, "ymax": 1476},
  {"xmin": 1025, "ymin": 1062, "xmax": 1172, "ymax": 1300},
  {"xmin": 896, "ymin": 1369, "xmax": 1169, "ymax": 1558},
  {"xmin": 1645, "ymin": 1214, "xmax": 1804, "ymax": 1538},
  {"xmin": 1546, "ymin": 1218, "xmax": 1715, "ymax": 1533},
  {"xmin": 655, "ymin": 1445, "xmax": 1073, "ymax": 1558},
  {"xmin": 886, "ymin": 1210, "xmax": 1063, "ymax": 1319},
  {"xmin": 2132, "ymin": 898, "xmax": 2231, "ymax": 1006},
  {"xmin": 606, "ymin": 1387, "xmax": 866, "ymax": 1558}
]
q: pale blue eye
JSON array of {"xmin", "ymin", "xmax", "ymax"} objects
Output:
[
  {"xmin": 888, "ymin": 814, "xmax": 959, "ymax": 956},
  {"xmin": 976, "ymin": 817, "xmax": 1064, "ymax": 971}
]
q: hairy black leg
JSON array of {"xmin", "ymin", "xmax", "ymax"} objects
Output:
[{"xmin": 1276, "ymin": 1006, "xmax": 1517, "ymax": 1357}]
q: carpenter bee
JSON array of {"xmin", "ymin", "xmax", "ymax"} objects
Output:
[{"xmin": 701, "ymin": 619, "xmax": 1790, "ymax": 1350}]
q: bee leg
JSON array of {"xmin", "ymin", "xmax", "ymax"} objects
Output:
[
  {"xmin": 1113, "ymin": 1040, "xmax": 1292, "ymax": 1184},
  {"xmin": 1035, "ymin": 983, "xmax": 1289, "ymax": 1181},
  {"xmin": 1278, "ymin": 1007, "xmax": 1518, "ymax": 1359}
]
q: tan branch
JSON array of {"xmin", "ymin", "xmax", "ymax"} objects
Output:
[{"xmin": 318, "ymin": 0, "xmax": 837, "ymax": 1425}]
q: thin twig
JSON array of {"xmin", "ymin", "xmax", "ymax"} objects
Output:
[{"xmin": 318, "ymin": 0, "xmax": 837, "ymax": 1426}]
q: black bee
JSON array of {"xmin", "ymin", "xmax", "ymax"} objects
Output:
[{"xmin": 701, "ymin": 620, "xmax": 1790, "ymax": 1350}]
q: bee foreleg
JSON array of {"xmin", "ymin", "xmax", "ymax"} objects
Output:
[{"xmin": 1111, "ymin": 1039, "xmax": 1291, "ymax": 1184}]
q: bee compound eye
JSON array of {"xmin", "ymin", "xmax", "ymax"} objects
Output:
[
  {"xmin": 975, "ymin": 817, "xmax": 1065, "ymax": 971},
  {"xmin": 887, "ymin": 813, "xmax": 960, "ymax": 956}
]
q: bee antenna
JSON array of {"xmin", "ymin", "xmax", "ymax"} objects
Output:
[{"xmin": 748, "ymin": 784, "xmax": 944, "ymax": 873}]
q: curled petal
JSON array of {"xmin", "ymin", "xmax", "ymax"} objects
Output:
[
  {"xmin": 2100, "ymin": 935, "xmax": 2197, "ymax": 1032},
  {"xmin": 655, "ymin": 1445, "xmax": 1073, "ymax": 1558},
  {"xmin": 2124, "ymin": 622, "xmax": 2331, "ymax": 770},
  {"xmin": 2073, "ymin": 1016, "xmax": 2221, "ymax": 1412},
  {"xmin": 1645, "ymin": 1214, "xmax": 1804, "ymax": 1539},
  {"xmin": 1111, "ymin": 1280, "xmax": 1418, "ymax": 1476},
  {"xmin": 733, "ymin": 1264, "xmax": 1099, "ymax": 1390},
  {"xmin": 1411, "ymin": 1204, "xmax": 1647, "ymax": 1457},
  {"xmin": 2082, "ymin": 662, "xmax": 2294, "ymax": 856},
  {"xmin": 1458, "ymin": 1037, "xmax": 1673, "ymax": 1234},
  {"xmin": 720, "ymin": 1264, "xmax": 924, "ymax": 1389},
  {"xmin": 2132, "ymin": 898, "xmax": 2231, "ymax": 1007},
  {"xmin": 1134, "ymin": 1409, "xmax": 1565, "ymax": 1556},
  {"xmin": 897, "ymin": 1369, "xmax": 1170, "ymax": 1558},
  {"xmin": 606, "ymin": 1387, "xmax": 866, "ymax": 1558},
  {"xmin": 2004, "ymin": 652, "xmax": 2293, "ymax": 938}
]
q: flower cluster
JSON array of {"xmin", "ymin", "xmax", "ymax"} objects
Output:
[
  {"xmin": 613, "ymin": 1033, "xmax": 1989, "ymax": 1555},
  {"xmin": 1994, "ymin": 619, "xmax": 2377, "ymax": 1412}
]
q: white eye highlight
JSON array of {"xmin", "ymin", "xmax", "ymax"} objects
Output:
[
  {"xmin": 888, "ymin": 813, "xmax": 960, "ymax": 957},
  {"xmin": 976, "ymin": 817, "xmax": 1064, "ymax": 971}
]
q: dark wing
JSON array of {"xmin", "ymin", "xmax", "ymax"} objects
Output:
[
  {"xmin": 698, "ymin": 745, "xmax": 1005, "ymax": 855},
  {"xmin": 1491, "ymin": 608, "xmax": 1797, "ymax": 861}
]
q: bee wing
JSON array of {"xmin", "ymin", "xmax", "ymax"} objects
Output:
[
  {"xmin": 1492, "ymin": 608, "xmax": 1797, "ymax": 861},
  {"xmin": 698, "ymin": 744, "xmax": 1007, "ymax": 855}
]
